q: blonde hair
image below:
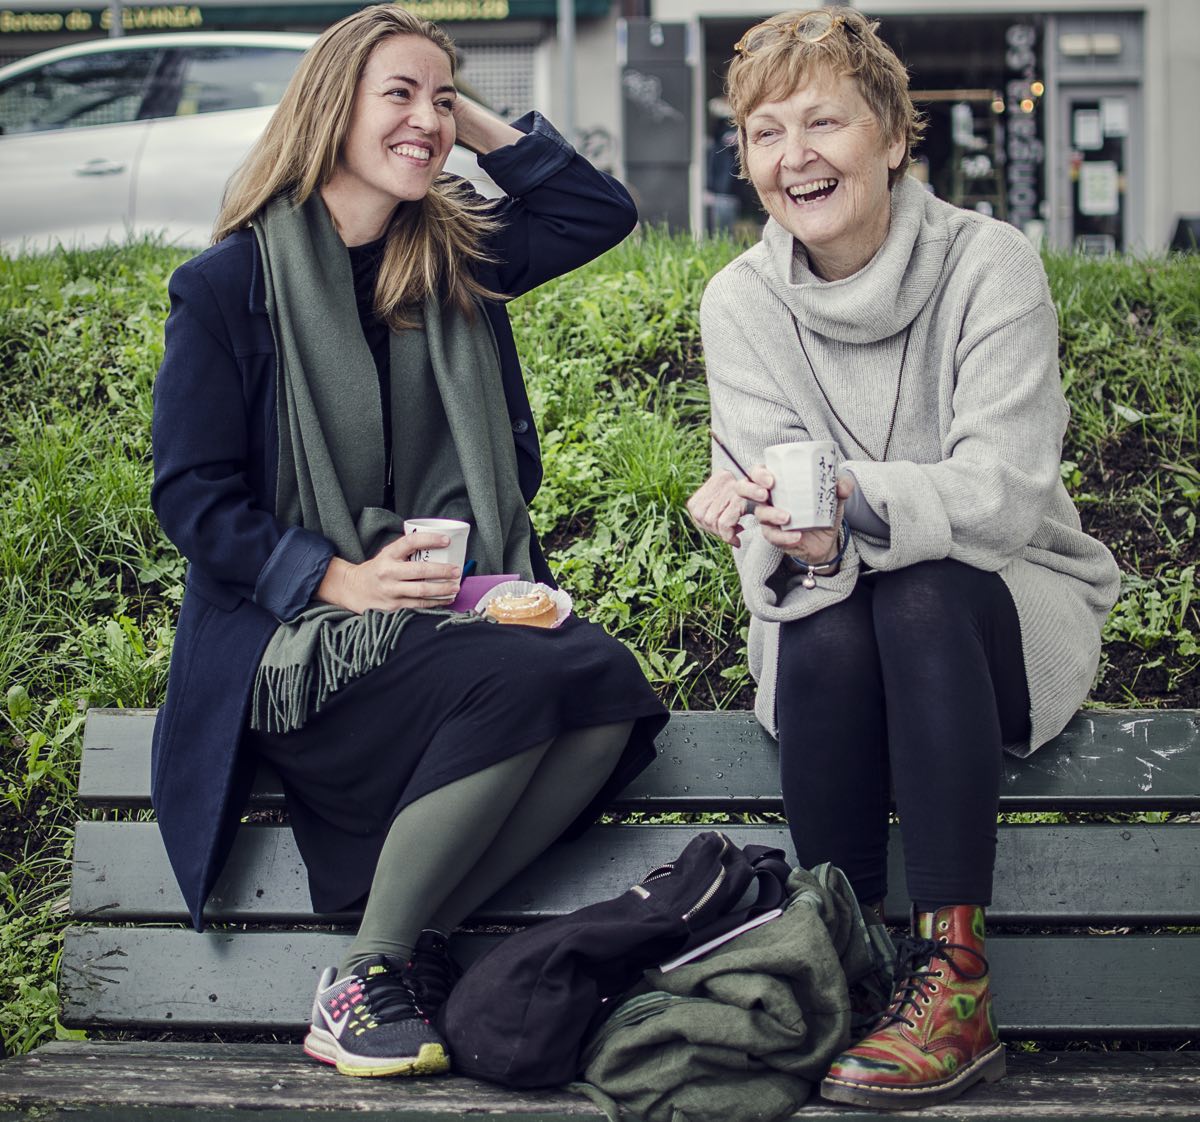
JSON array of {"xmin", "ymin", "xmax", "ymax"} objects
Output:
[
  {"xmin": 726, "ymin": 6, "xmax": 924, "ymax": 188},
  {"xmin": 214, "ymin": 4, "xmax": 501, "ymax": 329}
]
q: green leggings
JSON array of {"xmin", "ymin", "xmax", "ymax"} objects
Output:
[{"xmin": 340, "ymin": 721, "xmax": 633, "ymax": 975}]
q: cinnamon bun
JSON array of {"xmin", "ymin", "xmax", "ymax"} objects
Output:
[{"xmin": 484, "ymin": 588, "xmax": 558, "ymax": 628}]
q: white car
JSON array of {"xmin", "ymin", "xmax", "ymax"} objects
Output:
[{"xmin": 0, "ymin": 32, "xmax": 499, "ymax": 253}]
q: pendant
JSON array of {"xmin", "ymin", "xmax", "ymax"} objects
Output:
[{"xmin": 802, "ymin": 574, "xmax": 817, "ymax": 590}]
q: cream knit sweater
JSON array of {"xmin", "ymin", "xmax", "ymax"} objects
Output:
[{"xmin": 703, "ymin": 176, "xmax": 1120, "ymax": 754}]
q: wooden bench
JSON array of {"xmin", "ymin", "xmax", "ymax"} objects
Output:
[{"xmin": 1, "ymin": 706, "xmax": 1198, "ymax": 1119}]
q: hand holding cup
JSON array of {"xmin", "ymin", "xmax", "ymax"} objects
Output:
[
  {"xmin": 403, "ymin": 518, "xmax": 470, "ymax": 568},
  {"xmin": 318, "ymin": 522, "xmax": 467, "ymax": 613},
  {"xmin": 757, "ymin": 471, "xmax": 855, "ymax": 568}
]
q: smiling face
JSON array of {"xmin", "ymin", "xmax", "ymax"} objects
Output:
[
  {"xmin": 322, "ymin": 34, "xmax": 457, "ymax": 244},
  {"xmin": 744, "ymin": 69, "xmax": 905, "ymax": 281}
]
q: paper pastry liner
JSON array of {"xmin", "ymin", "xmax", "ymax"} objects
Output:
[{"xmin": 474, "ymin": 580, "xmax": 572, "ymax": 628}]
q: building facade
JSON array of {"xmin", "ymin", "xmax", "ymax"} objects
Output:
[
  {"xmin": 2, "ymin": 0, "xmax": 1197, "ymax": 250},
  {"xmin": 648, "ymin": 0, "xmax": 1200, "ymax": 252}
]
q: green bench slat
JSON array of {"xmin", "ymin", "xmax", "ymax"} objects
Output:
[
  {"xmin": 3, "ymin": 1045, "xmax": 1197, "ymax": 1121},
  {"xmin": 58, "ymin": 927, "xmax": 1200, "ymax": 1038},
  {"xmin": 71, "ymin": 820, "xmax": 1200, "ymax": 926},
  {"xmin": 69, "ymin": 822, "xmax": 795, "ymax": 924},
  {"xmin": 77, "ymin": 708, "xmax": 1200, "ymax": 812}
]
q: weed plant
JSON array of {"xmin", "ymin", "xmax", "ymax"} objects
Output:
[{"xmin": 1, "ymin": 233, "xmax": 1197, "ymax": 1055}]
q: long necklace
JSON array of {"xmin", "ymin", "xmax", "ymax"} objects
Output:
[{"xmin": 791, "ymin": 317, "xmax": 912, "ymax": 463}]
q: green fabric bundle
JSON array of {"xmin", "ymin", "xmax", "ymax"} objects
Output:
[{"xmin": 574, "ymin": 865, "xmax": 893, "ymax": 1122}]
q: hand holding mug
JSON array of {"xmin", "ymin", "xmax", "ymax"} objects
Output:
[
  {"xmin": 758, "ymin": 474, "xmax": 855, "ymax": 567},
  {"xmin": 319, "ymin": 532, "xmax": 462, "ymax": 613}
]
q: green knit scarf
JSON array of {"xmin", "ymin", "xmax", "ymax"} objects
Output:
[{"xmin": 250, "ymin": 192, "xmax": 532, "ymax": 734}]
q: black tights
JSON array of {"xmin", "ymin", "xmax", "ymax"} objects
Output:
[{"xmin": 776, "ymin": 559, "xmax": 1030, "ymax": 911}]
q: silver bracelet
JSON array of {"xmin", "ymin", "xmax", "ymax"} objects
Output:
[{"xmin": 784, "ymin": 521, "xmax": 850, "ymax": 590}]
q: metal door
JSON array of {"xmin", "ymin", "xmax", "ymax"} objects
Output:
[{"xmin": 1057, "ymin": 84, "xmax": 1142, "ymax": 253}]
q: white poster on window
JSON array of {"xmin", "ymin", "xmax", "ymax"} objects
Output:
[
  {"xmin": 1073, "ymin": 108, "xmax": 1103, "ymax": 150},
  {"xmin": 1101, "ymin": 97, "xmax": 1129, "ymax": 137},
  {"xmin": 1079, "ymin": 161, "xmax": 1120, "ymax": 216}
]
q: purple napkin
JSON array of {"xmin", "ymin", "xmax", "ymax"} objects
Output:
[{"xmin": 451, "ymin": 574, "xmax": 520, "ymax": 613}]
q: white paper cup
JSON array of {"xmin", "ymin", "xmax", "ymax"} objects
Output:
[
  {"xmin": 403, "ymin": 518, "xmax": 470, "ymax": 569},
  {"xmin": 763, "ymin": 441, "xmax": 839, "ymax": 530}
]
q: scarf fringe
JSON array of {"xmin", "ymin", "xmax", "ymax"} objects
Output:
[{"xmin": 252, "ymin": 608, "xmax": 484, "ymax": 734}]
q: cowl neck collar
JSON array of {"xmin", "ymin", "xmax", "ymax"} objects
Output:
[{"xmin": 758, "ymin": 176, "xmax": 949, "ymax": 344}]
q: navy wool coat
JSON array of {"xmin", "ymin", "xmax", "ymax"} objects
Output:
[{"xmin": 151, "ymin": 114, "xmax": 638, "ymax": 930}]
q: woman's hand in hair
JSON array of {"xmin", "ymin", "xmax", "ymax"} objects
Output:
[
  {"xmin": 317, "ymin": 535, "xmax": 461, "ymax": 613},
  {"xmin": 452, "ymin": 95, "xmax": 522, "ymax": 156}
]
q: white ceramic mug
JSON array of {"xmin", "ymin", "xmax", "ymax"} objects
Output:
[
  {"xmin": 403, "ymin": 518, "xmax": 470, "ymax": 569},
  {"xmin": 763, "ymin": 441, "xmax": 839, "ymax": 530}
]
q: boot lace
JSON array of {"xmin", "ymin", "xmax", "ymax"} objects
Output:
[{"xmin": 877, "ymin": 933, "xmax": 990, "ymax": 1032}]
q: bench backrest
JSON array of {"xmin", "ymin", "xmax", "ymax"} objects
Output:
[{"xmin": 65, "ymin": 708, "xmax": 1200, "ymax": 1038}]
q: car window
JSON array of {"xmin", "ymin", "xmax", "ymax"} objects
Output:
[
  {"xmin": 0, "ymin": 49, "xmax": 158, "ymax": 135},
  {"xmin": 169, "ymin": 46, "xmax": 303, "ymax": 117}
]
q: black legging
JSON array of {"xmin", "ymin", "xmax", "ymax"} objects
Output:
[{"xmin": 776, "ymin": 558, "xmax": 1031, "ymax": 911}]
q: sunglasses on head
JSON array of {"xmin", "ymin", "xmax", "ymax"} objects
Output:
[{"xmin": 734, "ymin": 11, "xmax": 861, "ymax": 57}]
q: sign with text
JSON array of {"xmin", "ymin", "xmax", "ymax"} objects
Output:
[
  {"xmin": 1004, "ymin": 22, "xmax": 1045, "ymax": 234},
  {"xmin": 0, "ymin": 0, "xmax": 611, "ymax": 34}
]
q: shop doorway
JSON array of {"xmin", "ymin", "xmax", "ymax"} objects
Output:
[{"xmin": 1058, "ymin": 85, "xmax": 1141, "ymax": 254}]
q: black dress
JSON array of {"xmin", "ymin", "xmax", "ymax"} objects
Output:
[{"xmin": 246, "ymin": 239, "xmax": 666, "ymax": 913}]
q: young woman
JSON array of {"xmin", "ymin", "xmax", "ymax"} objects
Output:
[{"xmin": 151, "ymin": 4, "xmax": 666, "ymax": 1079}]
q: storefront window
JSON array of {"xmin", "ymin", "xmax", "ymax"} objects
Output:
[{"xmin": 701, "ymin": 13, "xmax": 1048, "ymax": 239}]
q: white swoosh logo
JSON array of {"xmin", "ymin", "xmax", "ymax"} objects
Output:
[{"xmin": 319, "ymin": 1000, "xmax": 353, "ymax": 1040}]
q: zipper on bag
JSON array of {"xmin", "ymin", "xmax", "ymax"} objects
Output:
[{"xmin": 681, "ymin": 834, "xmax": 731, "ymax": 922}]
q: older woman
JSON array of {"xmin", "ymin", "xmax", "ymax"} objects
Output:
[
  {"xmin": 687, "ymin": 6, "xmax": 1119, "ymax": 1110},
  {"xmin": 152, "ymin": 5, "xmax": 666, "ymax": 1080}
]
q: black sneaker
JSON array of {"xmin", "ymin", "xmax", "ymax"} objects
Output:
[
  {"xmin": 405, "ymin": 930, "xmax": 464, "ymax": 1023},
  {"xmin": 304, "ymin": 954, "xmax": 450, "ymax": 1077}
]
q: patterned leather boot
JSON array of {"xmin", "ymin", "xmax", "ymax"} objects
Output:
[{"xmin": 820, "ymin": 904, "xmax": 1005, "ymax": 1109}]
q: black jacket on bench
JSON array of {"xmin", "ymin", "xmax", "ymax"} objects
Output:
[{"xmin": 150, "ymin": 114, "xmax": 638, "ymax": 930}]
